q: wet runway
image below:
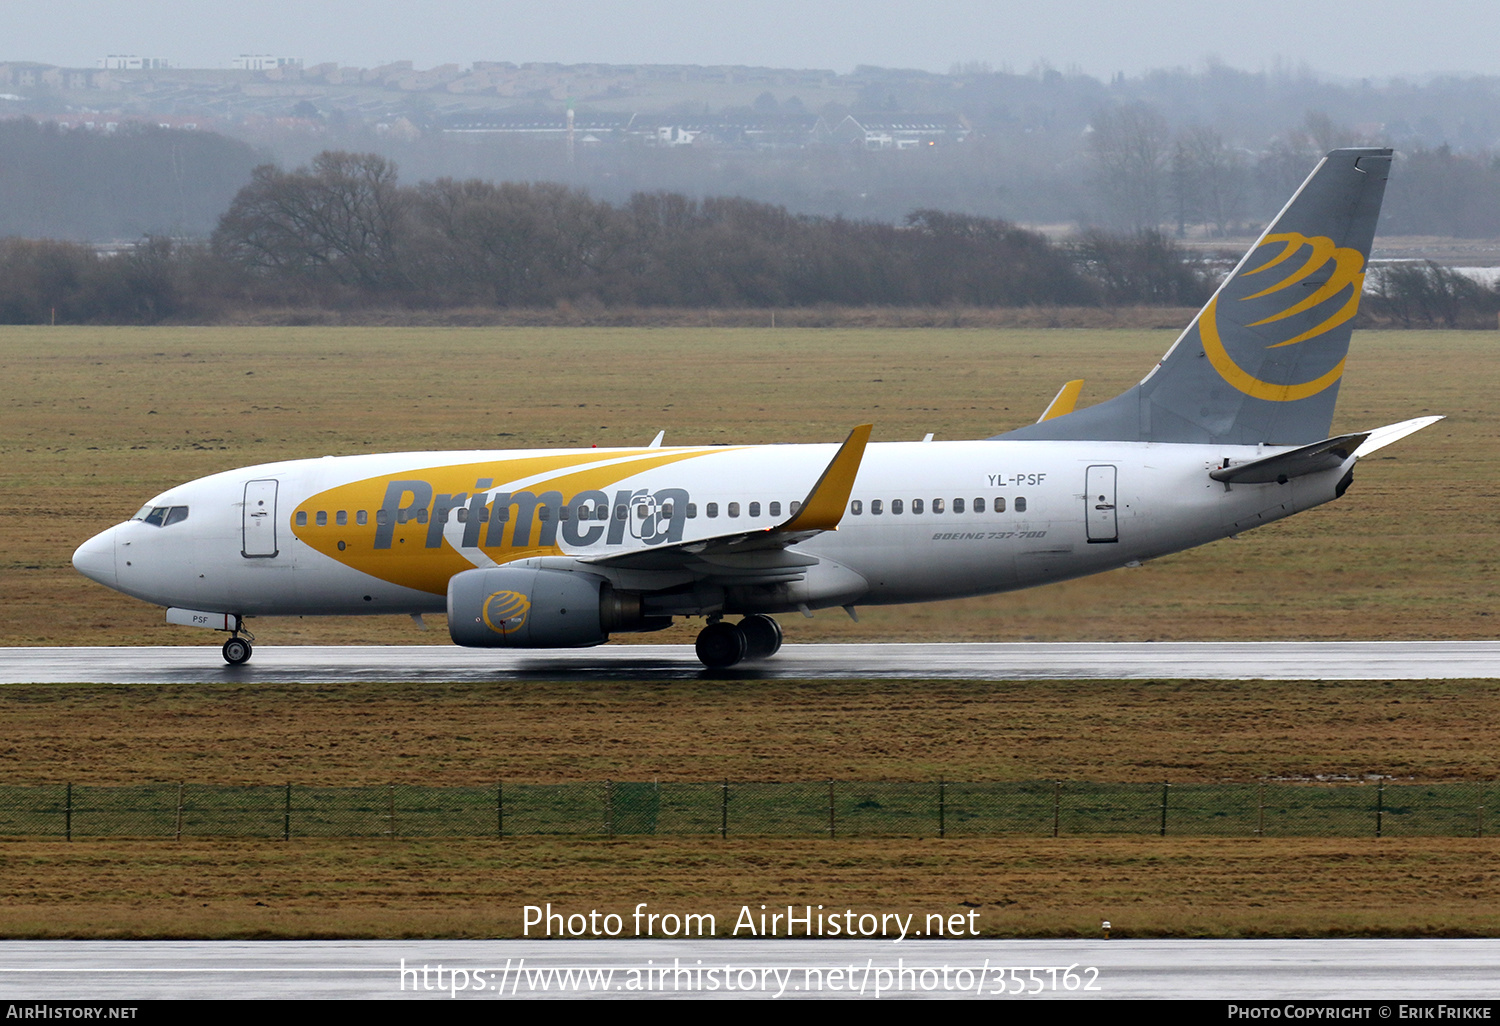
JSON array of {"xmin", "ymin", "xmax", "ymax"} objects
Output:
[
  {"xmin": 2, "ymin": 938, "xmax": 1498, "ymax": 1000},
  {"xmin": 2, "ymin": 641, "xmax": 1498, "ymax": 683}
]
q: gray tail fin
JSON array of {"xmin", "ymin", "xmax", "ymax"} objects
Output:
[{"xmin": 998, "ymin": 147, "xmax": 1392, "ymax": 445}]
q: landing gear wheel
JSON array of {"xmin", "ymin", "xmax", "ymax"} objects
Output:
[
  {"xmin": 222, "ymin": 637, "xmax": 252, "ymax": 665},
  {"xmin": 738, "ymin": 614, "xmax": 783, "ymax": 660},
  {"xmin": 695, "ymin": 621, "xmax": 747, "ymax": 668}
]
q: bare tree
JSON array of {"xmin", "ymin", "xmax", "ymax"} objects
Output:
[
  {"xmin": 1088, "ymin": 102, "xmax": 1171, "ymax": 231},
  {"xmin": 213, "ymin": 151, "xmax": 411, "ymax": 292}
]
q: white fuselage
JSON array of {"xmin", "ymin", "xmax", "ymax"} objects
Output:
[{"xmin": 72, "ymin": 438, "xmax": 1346, "ymax": 622}]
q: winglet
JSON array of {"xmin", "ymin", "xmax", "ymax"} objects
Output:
[
  {"xmin": 1038, "ymin": 380, "xmax": 1084, "ymax": 423},
  {"xmin": 778, "ymin": 424, "xmax": 872, "ymax": 532}
]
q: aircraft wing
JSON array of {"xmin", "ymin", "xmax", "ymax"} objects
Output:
[{"xmin": 576, "ymin": 424, "xmax": 870, "ymax": 584}]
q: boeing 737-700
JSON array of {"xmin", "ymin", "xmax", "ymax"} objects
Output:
[{"xmin": 72, "ymin": 147, "xmax": 1439, "ymax": 667}]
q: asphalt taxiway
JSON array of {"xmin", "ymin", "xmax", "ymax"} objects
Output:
[
  {"xmin": 2, "ymin": 641, "xmax": 1498, "ymax": 683},
  {"xmin": 2, "ymin": 938, "xmax": 1498, "ymax": 999}
]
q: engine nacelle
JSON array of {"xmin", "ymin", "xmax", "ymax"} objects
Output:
[{"xmin": 447, "ymin": 566, "xmax": 665, "ymax": 648}]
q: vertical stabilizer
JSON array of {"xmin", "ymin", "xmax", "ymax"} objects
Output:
[{"xmin": 998, "ymin": 148, "xmax": 1392, "ymax": 445}]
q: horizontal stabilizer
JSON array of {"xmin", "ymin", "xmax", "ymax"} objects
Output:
[
  {"xmin": 1210, "ymin": 415, "xmax": 1443, "ymax": 485},
  {"xmin": 1210, "ymin": 433, "xmax": 1368, "ymax": 484},
  {"xmin": 1352, "ymin": 415, "xmax": 1444, "ymax": 458}
]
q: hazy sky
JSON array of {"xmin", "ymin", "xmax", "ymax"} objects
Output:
[{"xmin": 6, "ymin": 0, "xmax": 1499, "ymax": 81}]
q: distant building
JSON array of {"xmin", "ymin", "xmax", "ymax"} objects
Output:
[
  {"xmin": 232, "ymin": 55, "xmax": 303, "ymax": 71},
  {"xmin": 97, "ymin": 55, "xmax": 171, "ymax": 70},
  {"xmin": 834, "ymin": 114, "xmax": 971, "ymax": 149}
]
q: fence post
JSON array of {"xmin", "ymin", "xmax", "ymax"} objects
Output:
[
  {"xmin": 65, "ymin": 782, "xmax": 72, "ymax": 842},
  {"xmin": 938, "ymin": 777, "xmax": 945, "ymax": 839},
  {"xmin": 1053, "ymin": 780, "xmax": 1061, "ymax": 838},
  {"xmin": 283, "ymin": 783, "xmax": 291, "ymax": 842},
  {"xmin": 828, "ymin": 780, "xmax": 836, "ymax": 839},
  {"xmin": 1159, "ymin": 780, "xmax": 1169, "ymax": 837},
  {"xmin": 175, "ymin": 782, "xmax": 184, "ymax": 842},
  {"xmin": 720, "ymin": 778, "xmax": 728, "ymax": 839},
  {"xmin": 1376, "ymin": 781, "xmax": 1384, "ymax": 838},
  {"xmin": 497, "ymin": 781, "xmax": 504, "ymax": 839}
]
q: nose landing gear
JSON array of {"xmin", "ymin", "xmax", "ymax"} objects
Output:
[
  {"xmin": 694, "ymin": 614, "xmax": 783, "ymax": 668},
  {"xmin": 221, "ymin": 623, "xmax": 255, "ymax": 666}
]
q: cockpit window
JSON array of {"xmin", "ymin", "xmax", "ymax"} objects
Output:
[{"xmin": 138, "ymin": 505, "xmax": 189, "ymax": 527}]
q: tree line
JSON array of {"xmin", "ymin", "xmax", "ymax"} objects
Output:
[{"xmin": 1, "ymin": 150, "xmax": 1214, "ymax": 323}]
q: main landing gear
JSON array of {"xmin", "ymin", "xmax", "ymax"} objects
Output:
[
  {"xmin": 221, "ymin": 623, "xmax": 255, "ymax": 666},
  {"xmin": 694, "ymin": 614, "xmax": 783, "ymax": 669}
]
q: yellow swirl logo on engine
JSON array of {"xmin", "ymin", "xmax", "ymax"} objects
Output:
[
  {"xmin": 1202, "ymin": 232, "xmax": 1365, "ymax": 402},
  {"xmin": 481, "ymin": 591, "xmax": 531, "ymax": 635}
]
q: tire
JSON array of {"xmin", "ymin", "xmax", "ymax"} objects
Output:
[
  {"xmin": 738, "ymin": 614, "xmax": 783, "ymax": 660},
  {"xmin": 222, "ymin": 637, "xmax": 252, "ymax": 665},
  {"xmin": 695, "ymin": 621, "xmax": 747, "ymax": 668}
]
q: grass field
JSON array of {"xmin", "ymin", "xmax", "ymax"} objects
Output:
[
  {"xmin": 2, "ymin": 324, "xmax": 1495, "ymax": 939},
  {"xmin": 0, "ymin": 325, "xmax": 1490, "ymax": 647}
]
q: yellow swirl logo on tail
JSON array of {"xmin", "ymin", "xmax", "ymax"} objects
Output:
[{"xmin": 1202, "ymin": 232, "xmax": 1365, "ymax": 402}]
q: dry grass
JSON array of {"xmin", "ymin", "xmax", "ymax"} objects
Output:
[
  {"xmin": 0, "ymin": 325, "xmax": 1489, "ymax": 648},
  {"xmin": 2, "ymin": 837, "xmax": 1496, "ymax": 939},
  {"xmin": 2, "ymin": 678, "xmax": 1498, "ymax": 786},
  {"xmin": 2, "ymin": 325, "xmax": 1496, "ymax": 940}
]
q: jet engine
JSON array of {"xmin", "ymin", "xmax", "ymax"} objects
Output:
[{"xmin": 447, "ymin": 566, "xmax": 668, "ymax": 648}]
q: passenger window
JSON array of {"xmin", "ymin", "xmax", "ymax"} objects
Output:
[
  {"xmin": 296, "ymin": 511, "xmax": 308, "ymax": 527},
  {"xmin": 749, "ymin": 501, "xmax": 761, "ymax": 517},
  {"xmin": 416, "ymin": 509, "xmax": 429, "ymax": 524},
  {"xmin": 912, "ymin": 498, "xmax": 924, "ymax": 514},
  {"xmin": 892, "ymin": 499, "xmax": 903, "ymax": 514},
  {"xmin": 790, "ymin": 501, "xmax": 801, "ymax": 515},
  {"xmin": 973, "ymin": 498, "xmax": 985, "ymax": 514},
  {"xmin": 538, "ymin": 505, "xmax": 552, "ymax": 521},
  {"xmin": 933, "ymin": 498, "xmax": 945, "ymax": 514},
  {"xmin": 456, "ymin": 508, "xmax": 468, "ymax": 523},
  {"xmin": 615, "ymin": 505, "xmax": 628, "ymax": 521},
  {"xmin": 558, "ymin": 505, "xmax": 570, "ymax": 521},
  {"xmin": 1016, "ymin": 496, "xmax": 1027, "ymax": 513},
  {"xmin": 636, "ymin": 505, "xmax": 649, "ymax": 519},
  {"xmin": 995, "ymin": 497, "xmax": 1006, "ymax": 513},
  {"xmin": 871, "ymin": 499, "xmax": 883, "ymax": 515},
  {"xmin": 850, "ymin": 500, "xmax": 862, "ymax": 515},
  {"xmin": 707, "ymin": 502, "xmax": 719, "ymax": 518},
  {"xmin": 336, "ymin": 510, "xmax": 347, "ymax": 526},
  {"xmin": 316, "ymin": 511, "xmax": 328, "ymax": 526},
  {"xmin": 769, "ymin": 501, "xmax": 781, "ymax": 517},
  {"xmin": 375, "ymin": 510, "xmax": 389, "ymax": 526},
  {"xmin": 357, "ymin": 510, "xmax": 367, "ymax": 526},
  {"xmin": 661, "ymin": 503, "xmax": 674, "ymax": 519},
  {"xmin": 728, "ymin": 502, "xmax": 740, "ymax": 517},
  {"xmin": 686, "ymin": 503, "xmax": 698, "ymax": 519},
  {"xmin": 954, "ymin": 498, "xmax": 965, "ymax": 514}
]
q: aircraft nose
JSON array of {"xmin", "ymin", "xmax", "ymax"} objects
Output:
[{"xmin": 72, "ymin": 527, "xmax": 118, "ymax": 589}]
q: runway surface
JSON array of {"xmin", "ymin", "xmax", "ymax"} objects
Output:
[
  {"xmin": 2, "ymin": 938, "xmax": 1498, "ymax": 1000},
  {"xmin": 3, "ymin": 641, "xmax": 1499, "ymax": 683}
]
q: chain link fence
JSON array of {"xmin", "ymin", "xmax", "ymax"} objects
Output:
[{"xmin": 1, "ymin": 781, "xmax": 1494, "ymax": 840}]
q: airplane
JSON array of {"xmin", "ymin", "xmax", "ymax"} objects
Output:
[{"xmin": 72, "ymin": 147, "xmax": 1440, "ymax": 669}]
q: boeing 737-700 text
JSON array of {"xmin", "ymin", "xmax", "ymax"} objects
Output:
[{"xmin": 73, "ymin": 148, "xmax": 1439, "ymax": 667}]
